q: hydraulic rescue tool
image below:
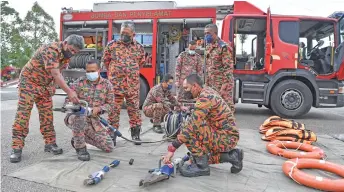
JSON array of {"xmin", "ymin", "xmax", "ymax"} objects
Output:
[
  {"xmin": 54, "ymin": 100, "xmax": 194, "ymax": 144},
  {"xmin": 139, "ymin": 153, "xmax": 190, "ymax": 187},
  {"xmin": 84, "ymin": 160, "xmax": 120, "ymax": 185}
]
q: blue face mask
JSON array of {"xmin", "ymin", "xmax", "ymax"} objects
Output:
[
  {"xmin": 167, "ymin": 84, "xmax": 172, "ymax": 90},
  {"xmin": 205, "ymin": 34, "xmax": 213, "ymax": 44},
  {"xmin": 86, "ymin": 72, "xmax": 99, "ymax": 81}
]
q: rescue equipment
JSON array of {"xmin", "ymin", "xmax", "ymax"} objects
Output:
[
  {"xmin": 266, "ymin": 141, "xmax": 325, "ymax": 159},
  {"xmin": 283, "ymin": 158, "xmax": 344, "ymax": 192},
  {"xmin": 163, "ymin": 111, "xmax": 191, "ymax": 138},
  {"xmin": 259, "ymin": 116, "xmax": 305, "ymax": 134},
  {"xmin": 262, "ymin": 128, "xmax": 317, "ymax": 144}
]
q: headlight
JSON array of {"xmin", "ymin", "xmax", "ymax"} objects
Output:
[{"xmin": 339, "ymin": 86, "xmax": 344, "ymax": 94}]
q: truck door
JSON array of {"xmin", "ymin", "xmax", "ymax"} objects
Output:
[
  {"xmin": 265, "ymin": 7, "xmax": 273, "ymax": 75},
  {"xmin": 336, "ymin": 14, "xmax": 344, "ymax": 80}
]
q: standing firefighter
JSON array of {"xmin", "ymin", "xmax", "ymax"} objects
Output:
[
  {"xmin": 175, "ymin": 40, "xmax": 203, "ymax": 100},
  {"xmin": 64, "ymin": 60, "xmax": 114, "ymax": 161},
  {"xmin": 162, "ymin": 74, "xmax": 243, "ymax": 177},
  {"xmin": 101, "ymin": 21, "xmax": 145, "ymax": 144},
  {"xmin": 204, "ymin": 24, "xmax": 235, "ymax": 113},
  {"xmin": 142, "ymin": 74, "xmax": 184, "ymax": 134},
  {"xmin": 10, "ymin": 34, "xmax": 83, "ymax": 163}
]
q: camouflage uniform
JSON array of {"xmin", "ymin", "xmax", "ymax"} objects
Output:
[
  {"xmin": 142, "ymin": 84, "xmax": 179, "ymax": 125},
  {"xmin": 102, "ymin": 39, "xmax": 145, "ymax": 129},
  {"xmin": 64, "ymin": 77, "xmax": 114, "ymax": 152},
  {"xmin": 175, "ymin": 51, "xmax": 203, "ymax": 100},
  {"xmin": 205, "ymin": 38, "xmax": 235, "ymax": 112},
  {"xmin": 174, "ymin": 86, "xmax": 239, "ymax": 164},
  {"xmin": 12, "ymin": 42, "xmax": 70, "ymax": 149}
]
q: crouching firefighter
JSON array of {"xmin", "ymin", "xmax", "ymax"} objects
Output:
[
  {"xmin": 162, "ymin": 74, "xmax": 244, "ymax": 177},
  {"xmin": 64, "ymin": 59, "xmax": 115, "ymax": 161},
  {"xmin": 142, "ymin": 74, "xmax": 186, "ymax": 134}
]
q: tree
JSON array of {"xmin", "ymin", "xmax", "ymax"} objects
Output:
[
  {"xmin": 239, "ymin": 34, "xmax": 248, "ymax": 55},
  {"xmin": 1, "ymin": 1, "xmax": 29, "ymax": 68},
  {"xmin": 22, "ymin": 1, "xmax": 58, "ymax": 51}
]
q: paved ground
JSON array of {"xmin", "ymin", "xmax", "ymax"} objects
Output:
[{"xmin": 1, "ymin": 86, "xmax": 343, "ymax": 192}]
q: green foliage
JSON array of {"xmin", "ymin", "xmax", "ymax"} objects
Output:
[
  {"xmin": 239, "ymin": 34, "xmax": 248, "ymax": 55},
  {"xmin": 1, "ymin": 1, "xmax": 59, "ymax": 68},
  {"xmin": 22, "ymin": 1, "xmax": 58, "ymax": 51}
]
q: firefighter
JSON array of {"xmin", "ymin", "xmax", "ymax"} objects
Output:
[
  {"xmin": 142, "ymin": 74, "xmax": 185, "ymax": 134},
  {"xmin": 64, "ymin": 59, "xmax": 114, "ymax": 161},
  {"xmin": 162, "ymin": 74, "xmax": 243, "ymax": 177},
  {"xmin": 204, "ymin": 24, "xmax": 235, "ymax": 113},
  {"xmin": 101, "ymin": 21, "xmax": 146, "ymax": 145},
  {"xmin": 10, "ymin": 34, "xmax": 84, "ymax": 163},
  {"xmin": 175, "ymin": 40, "xmax": 203, "ymax": 100}
]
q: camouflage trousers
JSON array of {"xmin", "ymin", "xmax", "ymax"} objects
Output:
[
  {"xmin": 64, "ymin": 114, "xmax": 114, "ymax": 152},
  {"xmin": 178, "ymin": 123, "xmax": 239, "ymax": 164},
  {"xmin": 109, "ymin": 92, "xmax": 141, "ymax": 129},
  {"xmin": 209, "ymin": 80, "xmax": 235, "ymax": 113},
  {"xmin": 176, "ymin": 86, "xmax": 185, "ymax": 101},
  {"xmin": 12, "ymin": 82, "xmax": 56, "ymax": 149},
  {"xmin": 143, "ymin": 103, "xmax": 170, "ymax": 125}
]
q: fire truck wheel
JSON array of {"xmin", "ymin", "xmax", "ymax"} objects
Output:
[{"xmin": 270, "ymin": 79, "xmax": 312, "ymax": 118}]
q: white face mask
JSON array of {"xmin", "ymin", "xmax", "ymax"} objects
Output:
[
  {"xmin": 188, "ymin": 50, "xmax": 196, "ymax": 55},
  {"xmin": 86, "ymin": 72, "xmax": 99, "ymax": 81}
]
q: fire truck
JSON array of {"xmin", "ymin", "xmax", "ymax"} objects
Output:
[
  {"xmin": 59, "ymin": 1, "xmax": 344, "ymax": 117},
  {"xmin": 58, "ymin": 1, "xmax": 230, "ymax": 107},
  {"xmin": 221, "ymin": 2, "xmax": 344, "ymax": 117}
]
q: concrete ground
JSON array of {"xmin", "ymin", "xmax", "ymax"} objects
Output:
[{"xmin": 1, "ymin": 86, "xmax": 343, "ymax": 192}]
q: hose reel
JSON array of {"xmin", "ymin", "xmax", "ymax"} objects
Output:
[{"xmin": 163, "ymin": 111, "xmax": 192, "ymax": 138}]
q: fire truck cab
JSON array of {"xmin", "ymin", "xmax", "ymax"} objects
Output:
[{"xmin": 221, "ymin": 2, "xmax": 344, "ymax": 117}]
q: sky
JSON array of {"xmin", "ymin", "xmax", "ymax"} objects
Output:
[{"xmin": 7, "ymin": 0, "xmax": 344, "ymax": 53}]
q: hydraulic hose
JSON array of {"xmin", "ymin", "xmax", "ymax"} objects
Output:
[{"xmin": 55, "ymin": 100, "xmax": 193, "ymax": 145}]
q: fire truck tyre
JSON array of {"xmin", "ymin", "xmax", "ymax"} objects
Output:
[
  {"xmin": 139, "ymin": 76, "xmax": 149, "ymax": 109},
  {"xmin": 270, "ymin": 80, "xmax": 312, "ymax": 118},
  {"xmin": 264, "ymin": 105, "xmax": 271, "ymax": 109}
]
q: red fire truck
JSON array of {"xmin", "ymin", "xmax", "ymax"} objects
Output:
[
  {"xmin": 221, "ymin": 2, "xmax": 344, "ymax": 117},
  {"xmin": 59, "ymin": 1, "xmax": 344, "ymax": 117},
  {"xmin": 58, "ymin": 1, "xmax": 230, "ymax": 106}
]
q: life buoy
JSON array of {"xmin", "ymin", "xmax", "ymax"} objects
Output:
[
  {"xmin": 266, "ymin": 140, "xmax": 325, "ymax": 159},
  {"xmin": 283, "ymin": 158, "xmax": 344, "ymax": 192}
]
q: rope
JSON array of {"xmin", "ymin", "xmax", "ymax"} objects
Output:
[
  {"xmin": 287, "ymin": 158, "xmax": 302, "ymax": 185},
  {"xmin": 278, "ymin": 140, "xmax": 303, "ymax": 151}
]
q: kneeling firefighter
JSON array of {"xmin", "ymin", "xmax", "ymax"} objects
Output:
[
  {"xmin": 64, "ymin": 59, "xmax": 115, "ymax": 161},
  {"xmin": 142, "ymin": 74, "xmax": 186, "ymax": 134},
  {"xmin": 162, "ymin": 74, "xmax": 244, "ymax": 177}
]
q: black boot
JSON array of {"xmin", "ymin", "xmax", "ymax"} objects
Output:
[
  {"xmin": 179, "ymin": 155, "xmax": 210, "ymax": 177},
  {"xmin": 130, "ymin": 126, "xmax": 141, "ymax": 145},
  {"xmin": 153, "ymin": 125, "xmax": 164, "ymax": 134},
  {"xmin": 44, "ymin": 143, "xmax": 63, "ymax": 155},
  {"xmin": 76, "ymin": 147, "xmax": 90, "ymax": 161},
  {"xmin": 10, "ymin": 149, "xmax": 22, "ymax": 163},
  {"xmin": 220, "ymin": 148, "xmax": 244, "ymax": 173}
]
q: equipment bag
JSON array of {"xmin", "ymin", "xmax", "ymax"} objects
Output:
[
  {"xmin": 259, "ymin": 116, "xmax": 305, "ymax": 134},
  {"xmin": 262, "ymin": 128, "xmax": 317, "ymax": 144}
]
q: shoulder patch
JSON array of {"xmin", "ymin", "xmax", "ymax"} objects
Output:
[
  {"xmin": 106, "ymin": 40, "xmax": 117, "ymax": 46},
  {"xmin": 218, "ymin": 40, "xmax": 233, "ymax": 52}
]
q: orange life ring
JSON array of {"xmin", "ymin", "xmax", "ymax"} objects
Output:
[
  {"xmin": 266, "ymin": 140, "xmax": 325, "ymax": 159},
  {"xmin": 283, "ymin": 158, "xmax": 344, "ymax": 192}
]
